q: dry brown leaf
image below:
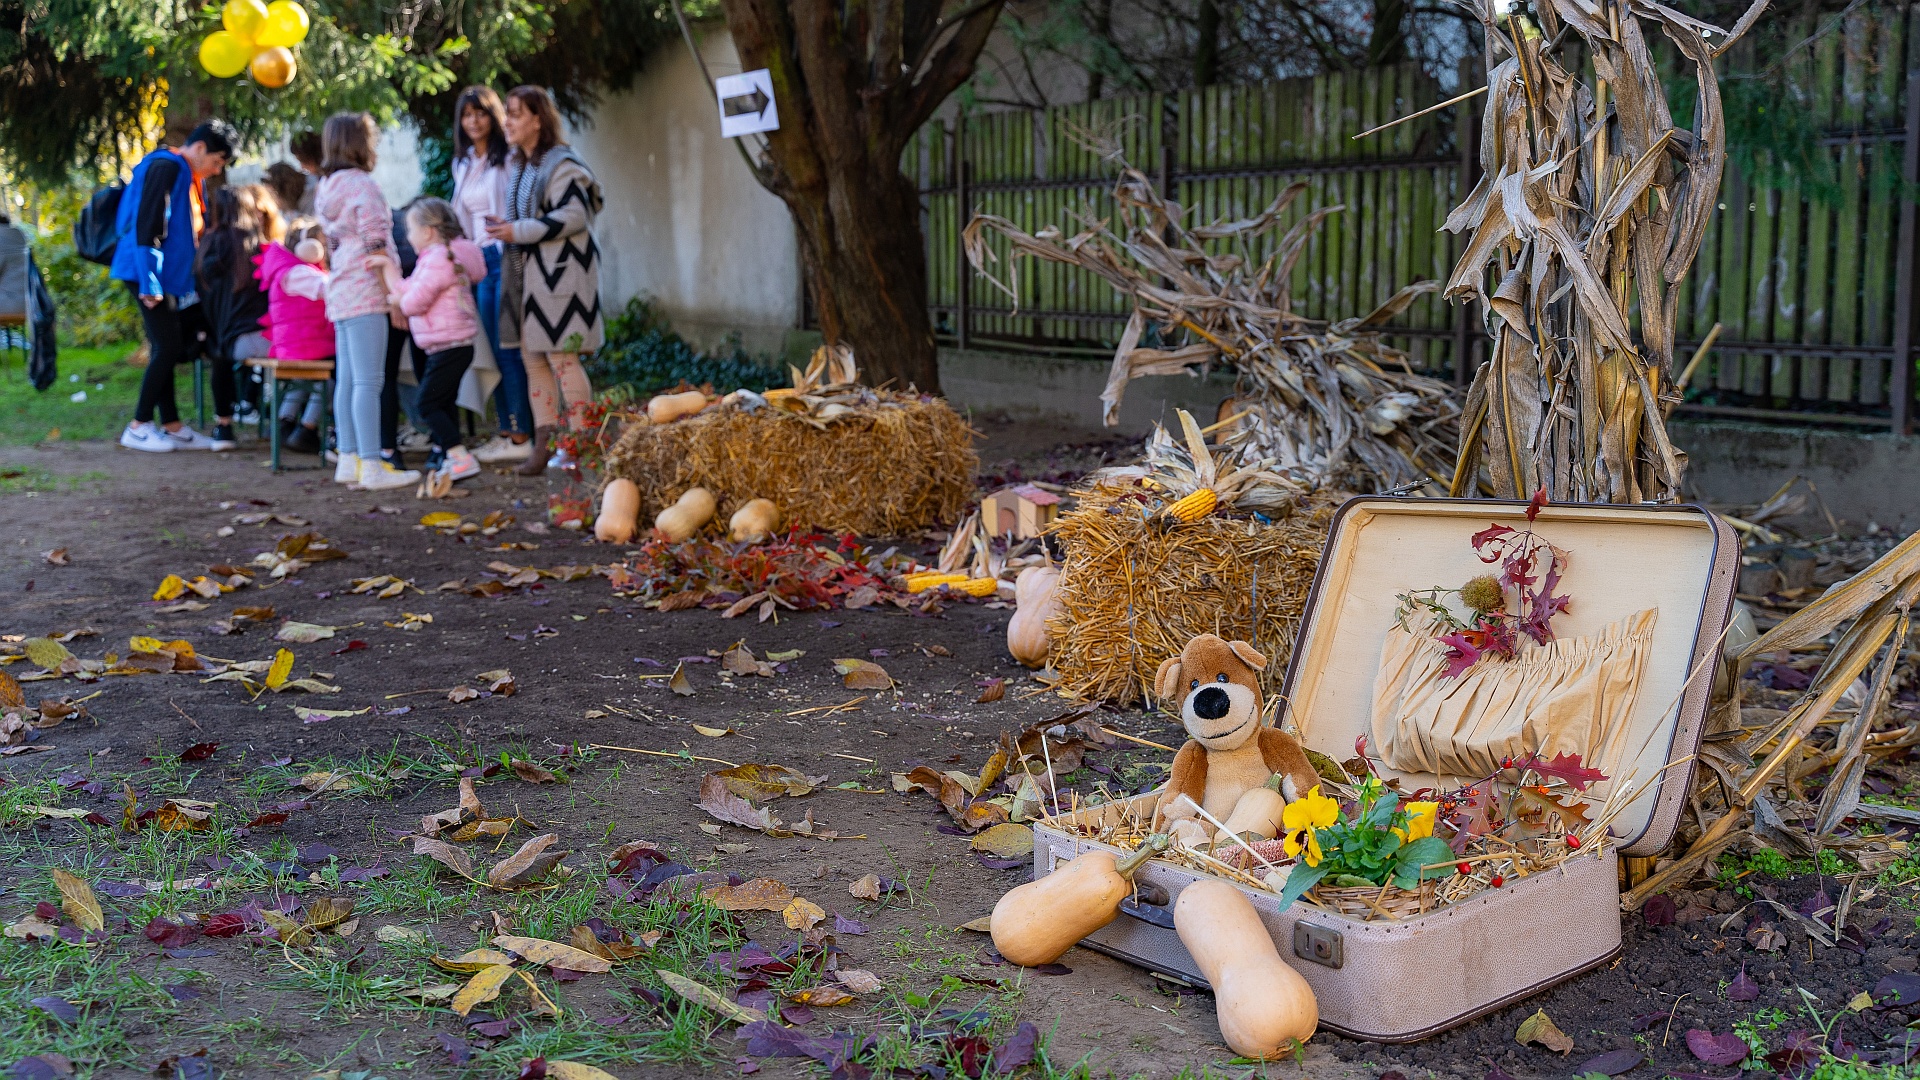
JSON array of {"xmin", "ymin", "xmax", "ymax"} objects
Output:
[
  {"xmin": 510, "ymin": 759, "xmax": 561, "ymax": 784},
  {"xmin": 0, "ymin": 670, "xmax": 22, "ymax": 710},
  {"xmin": 479, "ymin": 669, "xmax": 516, "ymax": 695},
  {"xmin": 849, "ymin": 873, "xmax": 882, "ymax": 901},
  {"xmin": 451, "ymin": 964, "xmax": 516, "ymax": 1016},
  {"xmin": 837, "ymin": 969, "xmax": 884, "ymax": 993},
  {"xmin": 303, "ymin": 897, "xmax": 356, "ymax": 931},
  {"xmin": 656, "ymin": 968, "xmax": 763, "ymax": 1025},
  {"xmin": 974, "ymin": 679, "xmax": 1006, "ymax": 703},
  {"xmin": 487, "ymin": 833, "xmax": 567, "ymax": 889},
  {"xmin": 697, "ymin": 772, "xmax": 781, "ymax": 833},
  {"xmin": 262, "ymin": 910, "xmax": 313, "ymax": 948},
  {"xmin": 1516, "ymin": 1009, "xmax": 1573, "ymax": 1055},
  {"xmin": 958, "ymin": 915, "xmax": 993, "ymax": 933},
  {"xmin": 704, "ymin": 878, "xmax": 795, "ymax": 911},
  {"xmin": 412, "ymin": 836, "xmax": 477, "ymax": 879},
  {"xmin": 51, "ymin": 869, "xmax": 103, "ymax": 932},
  {"xmin": 722, "ymin": 646, "xmax": 775, "ymax": 677},
  {"xmin": 491, "ymin": 934, "xmax": 614, "ymax": 973},
  {"xmin": 151, "ymin": 799, "xmax": 214, "ymax": 832},
  {"xmin": 970, "ymin": 823, "xmax": 1035, "ymax": 858},
  {"xmin": 432, "ymin": 948, "xmax": 517, "ymax": 973},
  {"xmin": 458, "ymin": 775, "xmax": 483, "ymax": 818},
  {"xmin": 569, "ymin": 924, "xmax": 646, "ymax": 961},
  {"xmin": 669, "ymin": 660, "xmax": 694, "ymax": 696},
  {"xmin": 448, "ymin": 686, "xmax": 481, "ymax": 703},
  {"xmin": 833, "ymin": 658, "xmax": 894, "ymax": 689},
  {"xmin": 782, "ymin": 896, "xmax": 826, "ymax": 930},
  {"xmin": 42, "ymin": 547, "xmax": 68, "ymax": 565},
  {"xmin": 715, "ymin": 763, "xmax": 827, "ymax": 801},
  {"xmin": 788, "ymin": 986, "xmax": 855, "ymax": 1006},
  {"xmin": 448, "ymin": 817, "xmax": 517, "ymax": 842},
  {"xmin": 544, "ymin": 1064, "xmax": 621, "ymax": 1080}
]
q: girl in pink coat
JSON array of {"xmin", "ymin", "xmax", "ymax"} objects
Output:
[{"xmin": 371, "ymin": 197, "xmax": 487, "ymax": 482}]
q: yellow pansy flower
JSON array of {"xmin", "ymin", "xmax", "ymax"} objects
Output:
[
  {"xmin": 1394, "ymin": 801, "xmax": 1439, "ymax": 844},
  {"xmin": 1281, "ymin": 785, "xmax": 1340, "ymax": 868}
]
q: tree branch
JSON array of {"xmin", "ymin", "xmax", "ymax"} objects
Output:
[{"xmin": 898, "ymin": 0, "xmax": 1006, "ymax": 132}]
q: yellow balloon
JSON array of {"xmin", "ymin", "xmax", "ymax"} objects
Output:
[
  {"xmin": 249, "ymin": 45, "xmax": 297, "ymax": 89},
  {"xmin": 254, "ymin": 1, "xmax": 310, "ymax": 47},
  {"xmin": 221, "ymin": 0, "xmax": 269, "ymax": 42},
  {"xmin": 199, "ymin": 31, "xmax": 252, "ymax": 78}
]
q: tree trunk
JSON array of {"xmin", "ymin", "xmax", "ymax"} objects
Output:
[
  {"xmin": 1365, "ymin": 0, "xmax": 1410, "ymax": 66},
  {"xmin": 718, "ymin": 0, "xmax": 1006, "ymax": 397},
  {"xmin": 1194, "ymin": 0, "xmax": 1223, "ymax": 86},
  {"xmin": 792, "ymin": 148, "xmax": 939, "ymax": 393}
]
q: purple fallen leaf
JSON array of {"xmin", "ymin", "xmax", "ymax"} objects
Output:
[
  {"xmin": 868, "ymin": 648, "xmax": 889, "ymax": 658},
  {"xmin": 1028, "ymin": 962, "xmax": 1071, "ymax": 975},
  {"xmin": 991, "ymin": 1021, "xmax": 1040, "ymax": 1071},
  {"xmin": 551, "ymin": 967, "xmax": 584, "ymax": 983},
  {"xmin": 1641, "ymin": 894, "xmax": 1677, "ymax": 926},
  {"xmin": 677, "ymin": 655, "xmax": 715, "ymax": 664},
  {"xmin": 1797, "ymin": 890, "xmax": 1835, "ymax": 925},
  {"xmin": 469, "ymin": 1018, "xmax": 514, "ymax": 1038},
  {"xmin": 832, "ymin": 913, "xmax": 868, "ymax": 935},
  {"xmin": 165, "ymin": 947, "xmax": 217, "ymax": 959},
  {"xmin": 1765, "ymin": 1030, "xmax": 1822, "ymax": 1073},
  {"xmin": 735, "ymin": 989, "xmax": 774, "ymax": 1012},
  {"xmin": 165, "ymin": 984, "xmax": 202, "ymax": 1001},
  {"xmin": 976, "ymin": 856, "xmax": 1025, "ymax": 870},
  {"xmin": 1874, "ymin": 972, "xmax": 1920, "ymax": 1006},
  {"xmin": 817, "ymin": 620, "xmax": 841, "ymax": 629},
  {"xmin": 779, "ymin": 1003, "xmax": 815, "ymax": 1025},
  {"xmin": 593, "ymin": 1015, "xmax": 629, "ymax": 1026},
  {"xmin": 735, "ymin": 1058, "xmax": 760, "ymax": 1075},
  {"xmin": 336, "ymin": 865, "xmax": 389, "ymax": 883},
  {"xmin": 1576, "ymin": 1049, "xmax": 1644, "ymax": 1076},
  {"xmin": 175, "ymin": 1054, "xmax": 217, "ymax": 1080},
  {"xmin": 633, "ymin": 657, "xmax": 665, "ymax": 667},
  {"xmin": 9, "ymin": 1057, "xmax": 74, "ymax": 1080},
  {"xmin": 28, "ymin": 996, "xmax": 78, "ymax": 1023},
  {"xmin": 96, "ymin": 882, "xmax": 148, "ymax": 898},
  {"xmin": 1686, "ymin": 1029, "xmax": 1750, "ymax": 1067},
  {"xmin": 1727, "ymin": 965, "xmax": 1760, "ymax": 1002}
]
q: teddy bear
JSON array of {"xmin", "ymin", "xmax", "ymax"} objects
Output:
[{"xmin": 1151, "ymin": 633, "xmax": 1321, "ymax": 848}]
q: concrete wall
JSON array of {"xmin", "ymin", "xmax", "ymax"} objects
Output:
[
  {"xmin": 1671, "ymin": 420, "xmax": 1920, "ymax": 534},
  {"xmin": 938, "ymin": 346, "xmax": 1233, "ymax": 435},
  {"xmin": 572, "ymin": 28, "xmax": 799, "ymax": 354}
]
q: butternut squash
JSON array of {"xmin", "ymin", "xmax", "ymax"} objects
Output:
[
  {"xmin": 654, "ymin": 487, "xmax": 717, "ymax": 542},
  {"xmin": 647, "ymin": 390, "xmax": 709, "ymax": 424},
  {"xmin": 1006, "ymin": 566, "xmax": 1062, "ymax": 667},
  {"xmin": 594, "ymin": 479, "xmax": 641, "ymax": 544},
  {"xmin": 990, "ymin": 833, "xmax": 1169, "ymax": 966},
  {"xmin": 1214, "ymin": 773, "xmax": 1287, "ymax": 847},
  {"xmin": 1173, "ymin": 879, "xmax": 1318, "ymax": 1057},
  {"xmin": 729, "ymin": 499, "xmax": 781, "ymax": 544}
]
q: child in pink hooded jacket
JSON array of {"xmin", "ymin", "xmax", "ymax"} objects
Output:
[{"xmin": 371, "ymin": 197, "xmax": 488, "ymax": 481}]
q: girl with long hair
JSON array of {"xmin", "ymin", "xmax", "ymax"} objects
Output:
[
  {"xmin": 193, "ymin": 183, "xmax": 284, "ymax": 449},
  {"xmin": 450, "ymin": 85, "xmax": 536, "ymax": 465}
]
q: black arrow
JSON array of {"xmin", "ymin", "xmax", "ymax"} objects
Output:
[{"xmin": 723, "ymin": 87, "xmax": 771, "ymax": 119}]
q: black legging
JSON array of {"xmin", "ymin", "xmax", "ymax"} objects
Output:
[
  {"xmin": 379, "ymin": 322, "xmax": 424, "ymax": 452},
  {"xmin": 416, "ymin": 346, "xmax": 476, "ymax": 449},
  {"xmin": 128, "ymin": 285, "xmax": 209, "ymax": 425}
]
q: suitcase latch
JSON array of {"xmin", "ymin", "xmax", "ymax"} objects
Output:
[{"xmin": 1292, "ymin": 923, "xmax": 1344, "ymax": 969}]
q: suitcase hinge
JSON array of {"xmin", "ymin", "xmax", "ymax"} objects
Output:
[{"xmin": 1292, "ymin": 922, "xmax": 1344, "ymax": 969}]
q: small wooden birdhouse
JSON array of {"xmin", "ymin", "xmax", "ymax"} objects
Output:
[{"xmin": 981, "ymin": 484, "xmax": 1060, "ymax": 539}]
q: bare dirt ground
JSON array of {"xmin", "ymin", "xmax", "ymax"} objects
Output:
[{"xmin": 0, "ymin": 427, "xmax": 1914, "ymax": 1080}]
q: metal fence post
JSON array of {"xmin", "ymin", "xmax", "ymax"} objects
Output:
[
  {"xmin": 955, "ymin": 122, "xmax": 970, "ymax": 352},
  {"xmin": 1891, "ymin": 67, "xmax": 1920, "ymax": 435}
]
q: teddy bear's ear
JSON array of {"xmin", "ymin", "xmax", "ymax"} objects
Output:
[
  {"xmin": 1154, "ymin": 657, "xmax": 1184, "ymax": 702},
  {"xmin": 1227, "ymin": 640, "xmax": 1268, "ymax": 672}
]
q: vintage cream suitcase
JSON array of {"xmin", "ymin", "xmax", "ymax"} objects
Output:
[{"xmin": 1032, "ymin": 497, "xmax": 1739, "ymax": 1042}]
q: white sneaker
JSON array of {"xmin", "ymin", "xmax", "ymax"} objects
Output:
[
  {"xmin": 165, "ymin": 425, "xmax": 217, "ymax": 450},
  {"xmin": 333, "ymin": 453, "xmax": 362, "ymax": 483},
  {"xmin": 397, "ymin": 425, "xmax": 432, "ymax": 452},
  {"xmin": 120, "ymin": 422, "xmax": 175, "ymax": 453},
  {"xmin": 358, "ymin": 458, "xmax": 421, "ymax": 491},
  {"xmin": 442, "ymin": 446, "xmax": 481, "ymax": 481},
  {"xmin": 472, "ymin": 435, "xmax": 532, "ymax": 463}
]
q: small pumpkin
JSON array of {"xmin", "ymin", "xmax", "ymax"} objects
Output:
[
  {"xmin": 1214, "ymin": 773, "xmax": 1287, "ymax": 847},
  {"xmin": 990, "ymin": 833, "xmax": 1169, "ymax": 967},
  {"xmin": 729, "ymin": 499, "xmax": 781, "ymax": 544},
  {"xmin": 1007, "ymin": 565, "xmax": 1062, "ymax": 667},
  {"xmin": 655, "ymin": 487, "xmax": 717, "ymax": 542},
  {"xmin": 647, "ymin": 390, "xmax": 709, "ymax": 424},
  {"xmin": 1173, "ymin": 879, "xmax": 1318, "ymax": 1057},
  {"xmin": 595, "ymin": 478, "xmax": 641, "ymax": 544}
]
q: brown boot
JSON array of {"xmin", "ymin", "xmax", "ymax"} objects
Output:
[{"xmin": 515, "ymin": 427, "xmax": 552, "ymax": 476}]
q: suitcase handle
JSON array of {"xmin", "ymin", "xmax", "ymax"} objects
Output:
[{"xmin": 1118, "ymin": 896, "xmax": 1176, "ymax": 929}]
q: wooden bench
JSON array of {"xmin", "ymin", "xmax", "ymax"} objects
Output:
[{"xmin": 245, "ymin": 358, "xmax": 334, "ymax": 472}]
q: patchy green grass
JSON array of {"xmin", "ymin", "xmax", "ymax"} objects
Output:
[
  {"xmin": 0, "ymin": 343, "xmax": 144, "ymax": 444},
  {"xmin": 0, "ymin": 933, "xmax": 178, "ymax": 1070}
]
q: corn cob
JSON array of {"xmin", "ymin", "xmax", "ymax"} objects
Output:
[
  {"xmin": 906, "ymin": 572, "xmax": 969, "ymax": 593},
  {"xmin": 954, "ymin": 577, "xmax": 1000, "ymax": 597},
  {"xmin": 1165, "ymin": 487, "xmax": 1218, "ymax": 522}
]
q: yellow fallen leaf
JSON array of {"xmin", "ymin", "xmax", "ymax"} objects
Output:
[
  {"xmin": 958, "ymin": 916, "xmax": 993, "ymax": 933},
  {"xmin": 970, "ymin": 822, "xmax": 1036, "ymax": 858},
  {"xmin": 782, "ymin": 896, "xmax": 826, "ymax": 931},
  {"xmin": 692, "ymin": 724, "xmax": 733, "ymax": 738},
  {"xmin": 420, "ymin": 511, "xmax": 462, "ymax": 528},
  {"xmin": 704, "ymin": 878, "xmax": 794, "ymax": 911},
  {"xmin": 491, "ymin": 934, "xmax": 613, "ymax": 973},
  {"xmin": 832, "ymin": 658, "xmax": 894, "ymax": 689},
  {"xmin": 432, "ymin": 948, "xmax": 516, "ymax": 974},
  {"xmin": 1849, "ymin": 991, "xmax": 1876, "ymax": 1012},
  {"xmin": 788, "ymin": 985, "xmax": 855, "ymax": 1006},
  {"xmin": 545, "ymin": 1063, "xmax": 621, "ymax": 1080},
  {"xmin": 264, "ymin": 648, "xmax": 295, "ymax": 690},
  {"xmin": 129, "ymin": 635, "xmax": 165, "ymax": 654},
  {"xmin": 51, "ymin": 868, "xmax": 103, "ymax": 932},
  {"xmin": 451, "ymin": 964, "xmax": 516, "ymax": 1016},
  {"xmin": 152, "ymin": 574, "xmax": 187, "ymax": 602},
  {"xmin": 656, "ymin": 969, "xmax": 762, "ymax": 1025}
]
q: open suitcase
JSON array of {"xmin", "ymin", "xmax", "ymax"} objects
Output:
[{"xmin": 1032, "ymin": 497, "xmax": 1739, "ymax": 1042}]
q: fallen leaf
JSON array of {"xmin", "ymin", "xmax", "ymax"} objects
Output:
[
  {"xmin": 399, "ymin": 983, "xmax": 461, "ymax": 1005},
  {"xmin": 487, "ymin": 833, "xmax": 566, "ymax": 888},
  {"xmin": 262, "ymin": 909, "xmax": 313, "ymax": 948},
  {"xmin": 692, "ymin": 724, "xmax": 732, "ymax": 738},
  {"xmin": 705, "ymin": 878, "xmax": 795, "ymax": 911},
  {"xmin": 51, "ymin": 869, "xmax": 103, "ymax": 932},
  {"xmin": 0, "ymin": 670, "xmax": 21, "ymax": 708},
  {"xmin": 832, "ymin": 658, "xmax": 893, "ymax": 689},
  {"xmin": 970, "ymin": 823, "xmax": 1035, "ymax": 858},
  {"xmin": 151, "ymin": 799, "xmax": 214, "ymax": 832},
  {"xmin": 1727, "ymin": 965, "xmax": 1759, "ymax": 1002},
  {"xmin": 782, "ymin": 897, "xmax": 826, "ymax": 930},
  {"xmin": 178, "ymin": 742, "xmax": 220, "ymax": 762},
  {"xmin": 716, "ymin": 763, "xmax": 827, "ymax": 801},
  {"xmin": 448, "ymin": 686, "xmax": 482, "ymax": 703},
  {"xmin": 975, "ymin": 680, "xmax": 1006, "ymax": 703},
  {"xmin": 153, "ymin": 574, "xmax": 188, "ymax": 601},
  {"xmin": 697, "ymin": 773, "xmax": 781, "ymax": 833},
  {"xmin": 155, "ymin": 600, "xmax": 210, "ymax": 614},
  {"xmin": 849, "ymin": 873, "xmax": 882, "ymax": 901},
  {"xmin": 479, "ymin": 669, "xmax": 517, "ymax": 696},
  {"xmin": 264, "ymin": 648, "xmax": 295, "ymax": 690},
  {"xmin": 569, "ymin": 924, "xmax": 645, "ymax": 961},
  {"xmin": 766, "ymin": 648, "xmax": 804, "ymax": 662},
  {"xmin": 412, "ymin": 836, "xmax": 477, "ymax": 879},
  {"xmin": 24, "ymin": 638, "xmax": 72, "ymax": 672},
  {"xmin": 543, "ymin": 1064, "xmax": 621, "ymax": 1080},
  {"xmin": 958, "ymin": 915, "xmax": 993, "ymax": 932},
  {"xmin": 787, "ymin": 986, "xmax": 854, "ymax": 1006},
  {"xmin": 451, "ymin": 964, "xmax": 516, "ymax": 1016},
  {"xmin": 837, "ymin": 969, "xmax": 883, "ymax": 993},
  {"xmin": 1516, "ymin": 1009, "xmax": 1573, "ymax": 1054},
  {"xmin": 1685, "ymin": 1030, "xmax": 1750, "ymax": 1067},
  {"xmin": 421, "ymin": 511, "xmax": 462, "ymax": 527},
  {"xmin": 290, "ymin": 706, "xmax": 369, "ymax": 725},
  {"xmin": 25, "ymin": 805, "xmax": 90, "ymax": 820},
  {"xmin": 432, "ymin": 948, "xmax": 517, "ymax": 973},
  {"xmin": 493, "ymin": 934, "xmax": 614, "ymax": 973},
  {"xmin": 375, "ymin": 924, "xmax": 429, "ymax": 945},
  {"xmin": 43, "ymin": 548, "xmax": 68, "ymax": 566},
  {"xmin": 511, "ymin": 759, "xmax": 561, "ymax": 784},
  {"xmin": 669, "ymin": 661, "xmax": 694, "ymax": 696},
  {"xmin": 303, "ymin": 897, "xmax": 356, "ymax": 931},
  {"xmin": 1848, "ymin": 990, "xmax": 1876, "ymax": 1011},
  {"xmin": 298, "ymin": 770, "xmax": 354, "ymax": 793},
  {"xmin": 656, "ymin": 969, "xmax": 764, "ymax": 1025}
]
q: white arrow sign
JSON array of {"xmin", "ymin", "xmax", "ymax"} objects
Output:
[{"xmin": 717, "ymin": 69, "xmax": 778, "ymax": 138}]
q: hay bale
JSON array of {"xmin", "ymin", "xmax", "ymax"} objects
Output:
[
  {"xmin": 602, "ymin": 397, "xmax": 977, "ymax": 538},
  {"xmin": 1046, "ymin": 485, "xmax": 1339, "ymax": 706}
]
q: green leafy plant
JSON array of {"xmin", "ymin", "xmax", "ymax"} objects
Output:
[
  {"xmin": 585, "ymin": 296, "xmax": 781, "ymax": 399},
  {"xmin": 1275, "ymin": 776, "xmax": 1455, "ymax": 909}
]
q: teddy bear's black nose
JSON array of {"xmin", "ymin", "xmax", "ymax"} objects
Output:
[{"xmin": 1192, "ymin": 685, "xmax": 1231, "ymax": 720}]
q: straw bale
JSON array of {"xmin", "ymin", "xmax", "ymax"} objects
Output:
[
  {"xmin": 1046, "ymin": 484, "xmax": 1340, "ymax": 706},
  {"xmin": 601, "ymin": 397, "xmax": 977, "ymax": 537}
]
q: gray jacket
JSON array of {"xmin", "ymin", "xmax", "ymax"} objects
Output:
[{"xmin": 0, "ymin": 224, "xmax": 28, "ymax": 322}]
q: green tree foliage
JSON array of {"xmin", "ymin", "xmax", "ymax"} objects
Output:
[{"xmin": 0, "ymin": 0, "xmax": 679, "ymax": 187}]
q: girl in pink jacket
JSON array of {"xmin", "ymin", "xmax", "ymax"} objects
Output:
[{"xmin": 371, "ymin": 196, "xmax": 487, "ymax": 482}]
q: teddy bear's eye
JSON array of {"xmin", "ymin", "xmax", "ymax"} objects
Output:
[
  {"xmin": 1216, "ymin": 673, "xmax": 1229, "ymax": 683},
  {"xmin": 1189, "ymin": 678, "xmax": 1198, "ymax": 690}
]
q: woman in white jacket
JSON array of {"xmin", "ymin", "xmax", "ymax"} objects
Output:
[{"xmin": 449, "ymin": 85, "xmax": 535, "ymax": 465}]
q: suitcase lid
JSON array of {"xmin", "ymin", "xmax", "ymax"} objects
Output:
[{"xmin": 1275, "ymin": 498, "xmax": 1738, "ymax": 855}]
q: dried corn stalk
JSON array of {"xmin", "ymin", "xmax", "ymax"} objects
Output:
[
  {"xmin": 1092, "ymin": 409, "xmax": 1303, "ymax": 518},
  {"xmin": 964, "ymin": 167, "xmax": 1459, "ymax": 494},
  {"xmin": 1444, "ymin": 0, "xmax": 1768, "ymax": 503}
]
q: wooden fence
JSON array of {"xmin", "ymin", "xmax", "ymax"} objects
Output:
[{"xmin": 901, "ymin": 9, "xmax": 1920, "ymax": 433}]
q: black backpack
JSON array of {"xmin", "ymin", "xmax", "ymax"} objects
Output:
[{"xmin": 73, "ymin": 183, "xmax": 125, "ymax": 265}]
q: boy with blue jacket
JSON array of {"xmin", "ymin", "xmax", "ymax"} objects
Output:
[{"xmin": 112, "ymin": 120, "xmax": 237, "ymax": 453}]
